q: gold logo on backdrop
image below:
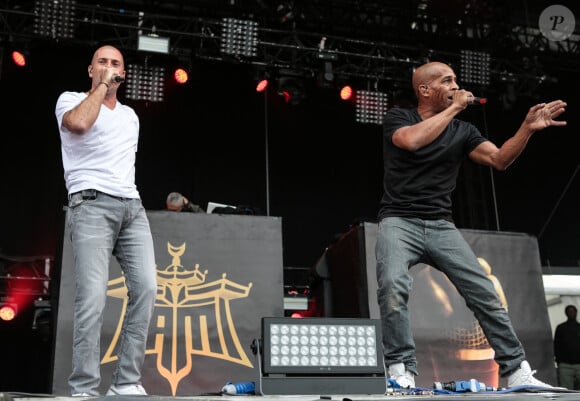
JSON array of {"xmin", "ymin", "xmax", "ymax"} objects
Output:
[{"xmin": 101, "ymin": 242, "xmax": 254, "ymax": 395}]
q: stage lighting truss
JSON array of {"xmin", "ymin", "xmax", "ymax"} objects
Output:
[
  {"xmin": 33, "ymin": 0, "xmax": 76, "ymax": 39},
  {"xmin": 125, "ymin": 64, "xmax": 165, "ymax": 102},
  {"xmin": 220, "ymin": 18, "xmax": 259, "ymax": 57},
  {"xmin": 355, "ymin": 90, "xmax": 388, "ymax": 125},
  {"xmin": 254, "ymin": 317, "xmax": 387, "ymax": 395},
  {"xmin": 460, "ymin": 50, "xmax": 490, "ymax": 87}
]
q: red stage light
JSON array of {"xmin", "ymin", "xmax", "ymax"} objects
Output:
[
  {"xmin": 173, "ymin": 68, "xmax": 188, "ymax": 84},
  {"xmin": 11, "ymin": 51, "xmax": 26, "ymax": 67},
  {"xmin": 0, "ymin": 304, "xmax": 17, "ymax": 321},
  {"xmin": 277, "ymin": 77, "xmax": 305, "ymax": 105},
  {"xmin": 256, "ymin": 79, "xmax": 269, "ymax": 92},
  {"xmin": 340, "ymin": 85, "xmax": 353, "ymax": 101},
  {"xmin": 2, "ymin": 263, "xmax": 43, "ymax": 319},
  {"xmin": 281, "ymin": 90, "xmax": 292, "ymax": 103}
]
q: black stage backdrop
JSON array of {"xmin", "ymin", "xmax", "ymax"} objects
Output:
[
  {"xmin": 0, "ymin": 41, "xmax": 578, "ymax": 270},
  {"xmin": 53, "ymin": 211, "xmax": 283, "ymax": 396}
]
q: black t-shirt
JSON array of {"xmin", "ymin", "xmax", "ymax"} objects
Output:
[
  {"xmin": 554, "ymin": 320, "xmax": 580, "ymax": 364},
  {"xmin": 378, "ymin": 107, "xmax": 488, "ymax": 221}
]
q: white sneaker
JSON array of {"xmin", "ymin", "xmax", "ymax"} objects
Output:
[
  {"xmin": 106, "ymin": 384, "xmax": 148, "ymax": 396},
  {"xmin": 71, "ymin": 393, "xmax": 93, "ymax": 397},
  {"xmin": 507, "ymin": 360, "xmax": 552, "ymax": 388},
  {"xmin": 388, "ymin": 362, "xmax": 416, "ymax": 389}
]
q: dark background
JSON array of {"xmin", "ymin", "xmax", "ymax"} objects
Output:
[
  {"xmin": 0, "ymin": 0, "xmax": 579, "ymax": 394},
  {"xmin": 1, "ymin": 43, "xmax": 578, "ymax": 269}
]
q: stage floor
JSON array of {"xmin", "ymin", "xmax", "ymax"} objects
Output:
[{"xmin": 7, "ymin": 389, "xmax": 580, "ymax": 401}]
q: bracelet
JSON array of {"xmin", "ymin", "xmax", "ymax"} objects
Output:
[{"xmin": 98, "ymin": 81, "xmax": 110, "ymax": 89}]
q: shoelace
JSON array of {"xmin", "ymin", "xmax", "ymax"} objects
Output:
[
  {"xmin": 523, "ymin": 368, "xmax": 549, "ymax": 386},
  {"xmin": 525, "ymin": 369, "xmax": 538, "ymax": 381}
]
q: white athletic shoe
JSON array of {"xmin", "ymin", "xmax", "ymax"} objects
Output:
[
  {"xmin": 106, "ymin": 384, "xmax": 148, "ymax": 396},
  {"xmin": 388, "ymin": 362, "xmax": 416, "ymax": 389},
  {"xmin": 507, "ymin": 361, "xmax": 553, "ymax": 388}
]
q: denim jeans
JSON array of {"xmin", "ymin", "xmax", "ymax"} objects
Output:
[
  {"xmin": 67, "ymin": 190, "xmax": 157, "ymax": 395},
  {"xmin": 375, "ymin": 217, "xmax": 525, "ymax": 377}
]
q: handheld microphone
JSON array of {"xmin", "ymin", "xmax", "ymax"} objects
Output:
[
  {"xmin": 112, "ymin": 75, "xmax": 125, "ymax": 83},
  {"xmin": 468, "ymin": 96, "xmax": 487, "ymax": 105}
]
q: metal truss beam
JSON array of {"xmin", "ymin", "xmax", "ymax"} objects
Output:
[{"xmin": 0, "ymin": 0, "xmax": 577, "ymax": 94}]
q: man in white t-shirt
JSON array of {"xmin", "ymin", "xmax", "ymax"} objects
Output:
[{"xmin": 55, "ymin": 45, "xmax": 157, "ymax": 397}]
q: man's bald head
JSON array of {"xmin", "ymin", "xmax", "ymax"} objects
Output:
[
  {"xmin": 412, "ymin": 62, "xmax": 453, "ymax": 97},
  {"xmin": 91, "ymin": 45, "xmax": 124, "ymax": 66}
]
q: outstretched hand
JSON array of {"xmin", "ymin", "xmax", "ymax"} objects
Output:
[{"xmin": 524, "ymin": 100, "xmax": 567, "ymax": 131}]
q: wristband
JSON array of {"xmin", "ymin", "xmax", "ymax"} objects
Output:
[{"xmin": 98, "ymin": 81, "xmax": 110, "ymax": 89}]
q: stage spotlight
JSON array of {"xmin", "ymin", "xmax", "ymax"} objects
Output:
[
  {"xmin": 173, "ymin": 68, "xmax": 189, "ymax": 84},
  {"xmin": 254, "ymin": 317, "xmax": 386, "ymax": 395},
  {"xmin": 254, "ymin": 69, "xmax": 271, "ymax": 93},
  {"xmin": 220, "ymin": 18, "xmax": 259, "ymax": 57},
  {"xmin": 317, "ymin": 61, "xmax": 335, "ymax": 88},
  {"xmin": 256, "ymin": 79, "xmax": 269, "ymax": 92},
  {"xmin": 340, "ymin": 85, "xmax": 353, "ymax": 101},
  {"xmin": 356, "ymin": 90, "xmax": 388, "ymax": 125},
  {"xmin": 277, "ymin": 77, "xmax": 306, "ymax": 105},
  {"xmin": 11, "ymin": 51, "xmax": 27, "ymax": 67},
  {"xmin": 0, "ymin": 302, "xmax": 17, "ymax": 321},
  {"xmin": 138, "ymin": 35, "xmax": 170, "ymax": 54}
]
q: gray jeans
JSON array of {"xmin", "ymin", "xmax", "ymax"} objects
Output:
[
  {"xmin": 67, "ymin": 190, "xmax": 157, "ymax": 395},
  {"xmin": 375, "ymin": 217, "xmax": 525, "ymax": 377}
]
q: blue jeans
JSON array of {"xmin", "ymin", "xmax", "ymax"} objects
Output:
[
  {"xmin": 375, "ymin": 217, "xmax": 525, "ymax": 377},
  {"xmin": 67, "ymin": 190, "xmax": 157, "ymax": 395}
]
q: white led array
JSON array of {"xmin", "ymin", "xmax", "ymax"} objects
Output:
[
  {"xmin": 355, "ymin": 90, "xmax": 388, "ymax": 125},
  {"xmin": 220, "ymin": 18, "xmax": 259, "ymax": 57},
  {"xmin": 269, "ymin": 323, "xmax": 378, "ymax": 367},
  {"xmin": 125, "ymin": 64, "xmax": 165, "ymax": 102},
  {"xmin": 33, "ymin": 0, "xmax": 76, "ymax": 39},
  {"xmin": 460, "ymin": 50, "xmax": 490, "ymax": 86}
]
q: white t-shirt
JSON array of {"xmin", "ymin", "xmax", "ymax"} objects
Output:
[{"xmin": 55, "ymin": 91, "xmax": 141, "ymax": 199}]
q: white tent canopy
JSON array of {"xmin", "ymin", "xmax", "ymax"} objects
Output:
[{"xmin": 543, "ymin": 275, "xmax": 580, "ymax": 295}]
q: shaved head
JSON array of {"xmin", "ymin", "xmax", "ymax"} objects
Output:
[
  {"xmin": 91, "ymin": 45, "xmax": 124, "ymax": 66},
  {"xmin": 412, "ymin": 62, "xmax": 453, "ymax": 96}
]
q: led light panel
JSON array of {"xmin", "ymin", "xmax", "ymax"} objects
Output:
[{"xmin": 262, "ymin": 317, "xmax": 383, "ymax": 374}]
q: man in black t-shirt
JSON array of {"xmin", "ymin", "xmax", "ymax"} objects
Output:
[{"xmin": 376, "ymin": 61, "xmax": 567, "ymax": 389}]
